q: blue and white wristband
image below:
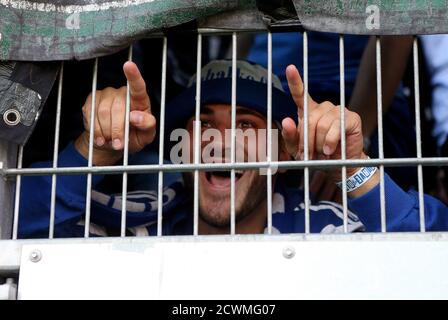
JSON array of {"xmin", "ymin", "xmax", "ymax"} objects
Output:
[{"xmin": 336, "ymin": 166, "xmax": 378, "ymax": 193}]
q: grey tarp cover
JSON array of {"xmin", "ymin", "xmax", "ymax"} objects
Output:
[{"xmin": 0, "ymin": 61, "xmax": 58, "ymax": 144}]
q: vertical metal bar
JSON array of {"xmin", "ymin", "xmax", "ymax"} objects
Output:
[
  {"xmin": 266, "ymin": 31, "xmax": 273, "ymax": 235},
  {"xmin": 11, "ymin": 145, "xmax": 22, "ymax": 240},
  {"xmin": 84, "ymin": 58, "xmax": 99, "ymax": 238},
  {"xmin": 49, "ymin": 62, "xmax": 64, "ymax": 239},
  {"xmin": 6, "ymin": 278, "xmax": 17, "ymax": 300},
  {"xmin": 376, "ymin": 36, "xmax": 387, "ymax": 233},
  {"xmin": 230, "ymin": 32, "xmax": 237, "ymax": 235},
  {"xmin": 121, "ymin": 45, "xmax": 133, "ymax": 237},
  {"xmin": 303, "ymin": 31, "xmax": 310, "ymax": 234},
  {"xmin": 339, "ymin": 35, "xmax": 348, "ymax": 233},
  {"xmin": 157, "ymin": 37, "xmax": 168, "ymax": 237},
  {"xmin": 413, "ymin": 36, "xmax": 426, "ymax": 232},
  {"xmin": 193, "ymin": 34, "xmax": 202, "ymax": 236}
]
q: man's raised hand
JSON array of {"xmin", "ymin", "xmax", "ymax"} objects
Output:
[
  {"xmin": 76, "ymin": 62, "xmax": 156, "ymax": 165},
  {"xmin": 281, "ymin": 64, "xmax": 365, "ymax": 178}
]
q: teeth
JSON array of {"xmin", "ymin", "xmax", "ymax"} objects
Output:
[
  {"xmin": 205, "ymin": 171, "xmax": 244, "ymax": 184},
  {"xmin": 210, "ymin": 171, "xmax": 244, "ymax": 175}
]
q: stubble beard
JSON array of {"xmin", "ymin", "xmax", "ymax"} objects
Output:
[{"xmin": 183, "ymin": 171, "xmax": 267, "ymax": 229}]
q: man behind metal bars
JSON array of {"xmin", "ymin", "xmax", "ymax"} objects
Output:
[{"xmin": 19, "ymin": 60, "xmax": 448, "ymax": 237}]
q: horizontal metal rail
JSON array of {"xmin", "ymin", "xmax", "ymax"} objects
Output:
[{"xmin": 2, "ymin": 157, "xmax": 448, "ymax": 177}]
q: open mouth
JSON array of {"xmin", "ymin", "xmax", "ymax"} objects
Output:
[{"xmin": 205, "ymin": 170, "xmax": 244, "ymax": 189}]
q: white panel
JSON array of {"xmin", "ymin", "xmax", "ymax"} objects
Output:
[{"xmin": 18, "ymin": 237, "xmax": 448, "ymax": 300}]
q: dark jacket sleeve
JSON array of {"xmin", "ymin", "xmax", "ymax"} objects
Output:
[
  {"xmin": 18, "ymin": 142, "xmax": 104, "ymax": 238},
  {"xmin": 348, "ymin": 174, "xmax": 448, "ymax": 231}
]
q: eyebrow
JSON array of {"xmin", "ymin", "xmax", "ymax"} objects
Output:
[
  {"xmin": 201, "ymin": 107, "xmax": 214, "ymax": 115},
  {"xmin": 201, "ymin": 106, "xmax": 264, "ymax": 118},
  {"xmin": 236, "ymin": 107, "xmax": 264, "ymax": 118}
]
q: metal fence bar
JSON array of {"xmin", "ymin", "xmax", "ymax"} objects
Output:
[
  {"xmin": 339, "ymin": 35, "xmax": 348, "ymax": 233},
  {"xmin": 413, "ymin": 36, "xmax": 426, "ymax": 232},
  {"xmin": 7, "ymin": 157, "xmax": 448, "ymax": 177},
  {"xmin": 230, "ymin": 32, "xmax": 237, "ymax": 235},
  {"xmin": 11, "ymin": 146, "xmax": 23, "ymax": 240},
  {"xmin": 120, "ymin": 46, "xmax": 133, "ymax": 237},
  {"xmin": 303, "ymin": 31, "xmax": 310, "ymax": 234},
  {"xmin": 157, "ymin": 37, "xmax": 168, "ymax": 237},
  {"xmin": 1, "ymin": 26, "xmax": 448, "ymax": 248},
  {"xmin": 193, "ymin": 34, "xmax": 202, "ymax": 236},
  {"xmin": 84, "ymin": 58, "xmax": 99, "ymax": 238},
  {"xmin": 266, "ymin": 31, "xmax": 273, "ymax": 235},
  {"xmin": 376, "ymin": 36, "xmax": 387, "ymax": 233},
  {"xmin": 49, "ymin": 62, "xmax": 64, "ymax": 239}
]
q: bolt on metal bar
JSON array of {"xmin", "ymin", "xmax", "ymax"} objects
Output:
[
  {"xmin": 303, "ymin": 31, "xmax": 310, "ymax": 234},
  {"xmin": 376, "ymin": 36, "xmax": 387, "ymax": 233},
  {"xmin": 266, "ymin": 31, "xmax": 273, "ymax": 235},
  {"xmin": 157, "ymin": 37, "xmax": 168, "ymax": 237},
  {"xmin": 413, "ymin": 36, "xmax": 426, "ymax": 232},
  {"xmin": 11, "ymin": 146, "xmax": 23, "ymax": 240},
  {"xmin": 193, "ymin": 34, "xmax": 202, "ymax": 236},
  {"xmin": 339, "ymin": 35, "xmax": 348, "ymax": 233},
  {"xmin": 120, "ymin": 46, "xmax": 133, "ymax": 237},
  {"xmin": 49, "ymin": 62, "xmax": 64, "ymax": 239},
  {"xmin": 230, "ymin": 32, "xmax": 237, "ymax": 235},
  {"xmin": 84, "ymin": 58, "xmax": 99, "ymax": 238}
]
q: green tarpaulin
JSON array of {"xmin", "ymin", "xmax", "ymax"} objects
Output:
[
  {"xmin": 0, "ymin": 0, "xmax": 448, "ymax": 61},
  {"xmin": 0, "ymin": 0, "xmax": 256, "ymax": 61},
  {"xmin": 293, "ymin": 0, "xmax": 448, "ymax": 36}
]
